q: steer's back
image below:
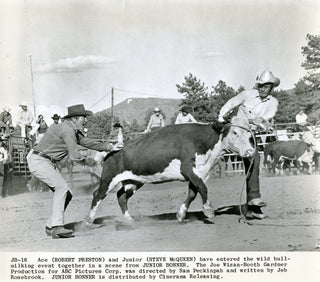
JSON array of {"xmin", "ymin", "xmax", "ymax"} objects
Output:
[{"xmin": 102, "ymin": 124, "xmax": 219, "ymax": 178}]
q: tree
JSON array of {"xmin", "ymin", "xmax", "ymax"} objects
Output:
[
  {"xmin": 297, "ymin": 32, "xmax": 320, "ymax": 123},
  {"xmin": 176, "ymin": 73, "xmax": 210, "ymax": 122},
  {"xmin": 301, "ymin": 33, "xmax": 320, "ymax": 90},
  {"xmin": 86, "ymin": 112, "xmax": 114, "ymax": 139},
  {"xmin": 273, "ymin": 89, "xmax": 298, "ymax": 123},
  {"xmin": 208, "ymin": 80, "xmax": 238, "ymax": 121}
]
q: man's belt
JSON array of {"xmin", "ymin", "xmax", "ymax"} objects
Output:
[{"xmin": 33, "ymin": 150, "xmax": 57, "ymax": 163}]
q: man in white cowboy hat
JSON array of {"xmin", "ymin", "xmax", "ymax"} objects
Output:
[
  {"xmin": 218, "ymin": 70, "xmax": 280, "ymax": 219},
  {"xmin": 17, "ymin": 101, "xmax": 34, "ymax": 138},
  {"xmin": 0, "ymin": 106, "xmax": 12, "ymax": 138},
  {"xmin": 27, "ymin": 104, "xmax": 122, "ymax": 239},
  {"xmin": 146, "ymin": 107, "xmax": 165, "ymax": 132}
]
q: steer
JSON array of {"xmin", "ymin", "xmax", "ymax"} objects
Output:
[
  {"xmin": 263, "ymin": 140, "xmax": 314, "ymax": 175},
  {"xmin": 85, "ymin": 118, "xmax": 255, "ymax": 226}
]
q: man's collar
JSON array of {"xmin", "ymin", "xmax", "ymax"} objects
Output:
[
  {"xmin": 66, "ymin": 120, "xmax": 76, "ymax": 130},
  {"xmin": 256, "ymin": 94, "xmax": 271, "ymax": 102}
]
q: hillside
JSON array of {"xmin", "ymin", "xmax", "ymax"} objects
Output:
[{"xmin": 100, "ymin": 97, "xmax": 181, "ymax": 125}]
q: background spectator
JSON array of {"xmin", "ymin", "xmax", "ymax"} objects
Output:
[
  {"xmin": 175, "ymin": 105, "xmax": 197, "ymax": 124},
  {"xmin": 51, "ymin": 114, "xmax": 60, "ymax": 125},
  {"xmin": 0, "ymin": 106, "xmax": 12, "ymax": 138},
  {"xmin": 296, "ymin": 107, "xmax": 308, "ymax": 131},
  {"xmin": 16, "ymin": 101, "xmax": 33, "ymax": 138},
  {"xmin": 146, "ymin": 107, "xmax": 165, "ymax": 132}
]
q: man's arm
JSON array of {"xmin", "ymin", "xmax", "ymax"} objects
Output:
[
  {"xmin": 160, "ymin": 115, "xmax": 165, "ymax": 127},
  {"xmin": 218, "ymin": 91, "xmax": 246, "ymax": 122},
  {"xmin": 61, "ymin": 127, "xmax": 85, "ymax": 161},
  {"xmin": 188, "ymin": 114, "xmax": 197, "ymax": 123},
  {"xmin": 77, "ymin": 133, "xmax": 114, "ymax": 152},
  {"xmin": 175, "ymin": 113, "xmax": 182, "ymax": 124},
  {"xmin": 146, "ymin": 115, "xmax": 153, "ymax": 132}
]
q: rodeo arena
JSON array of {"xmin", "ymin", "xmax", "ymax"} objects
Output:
[{"xmin": 1, "ymin": 89, "xmax": 320, "ymax": 252}]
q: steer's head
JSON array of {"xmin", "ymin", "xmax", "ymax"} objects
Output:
[{"xmin": 216, "ymin": 117, "xmax": 255, "ymax": 158}]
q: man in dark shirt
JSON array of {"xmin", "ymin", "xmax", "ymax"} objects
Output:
[
  {"xmin": 27, "ymin": 104, "xmax": 120, "ymax": 238},
  {"xmin": 0, "ymin": 106, "xmax": 12, "ymax": 138}
]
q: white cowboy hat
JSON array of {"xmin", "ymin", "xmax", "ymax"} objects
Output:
[
  {"xmin": 256, "ymin": 70, "xmax": 280, "ymax": 87},
  {"xmin": 154, "ymin": 107, "xmax": 160, "ymax": 112}
]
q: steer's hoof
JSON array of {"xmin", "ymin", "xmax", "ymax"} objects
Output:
[
  {"xmin": 176, "ymin": 211, "xmax": 187, "ymax": 223},
  {"xmin": 77, "ymin": 218, "xmax": 94, "ymax": 231},
  {"xmin": 176, "ymin": 204, "xmax": 187, "ymax": 223},
  {"xmin": 123, "ymin": 211, "xmax": 135, "ymax": 223},
  {"xmin": 203, "ymin": 203, "xmax": 215, "ymax": 219}
]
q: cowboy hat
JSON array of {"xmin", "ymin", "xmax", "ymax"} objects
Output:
[
  {"xmin": 51, "ymin": 114, "xmax": 60, "ymax": 120},
  {"xmin": 154, "ymin": 107, "xmax": 160, "ymax": 112},
  {"xmin": 181, "ymin": 105, "xmax": 192, "ymax": 113},
  {"xmin": 63, "ymin": 104, "xmax": 90, "ymax": 119},
  {"xmin": 256, "ymin": 70, "xmax": 280, "ymax": 87}
]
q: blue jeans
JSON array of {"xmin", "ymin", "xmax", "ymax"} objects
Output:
[{"xmin": 243, "ymin": 150, "xmax": 261, "ymax": 202}]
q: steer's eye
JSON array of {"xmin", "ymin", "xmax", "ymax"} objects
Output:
[{"xmin": 232, "ymin": 130, "xmax": 238, "ymax": 135}]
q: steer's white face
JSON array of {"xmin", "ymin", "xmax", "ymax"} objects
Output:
[{"xmin": 222, "ymin": 117, "xmax": 255, "ymax": 158}]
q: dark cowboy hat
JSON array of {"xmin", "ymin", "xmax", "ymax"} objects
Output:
[
  {"xmin": 63, "ymin": 104, "xmax": 90, "ymax": 119},
  {"xmin": 181, "ymin": 105, "xmax": 192, "ymax": 113},
  {"xmin": 51, "ymin": 114, "xmax": 60, "ymax": 120},
  {"xmin": 113, "ymin": 122, "xmax": 123, "ymax": 128}
]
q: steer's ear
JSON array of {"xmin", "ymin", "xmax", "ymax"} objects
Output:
[{"xmin": 212, "ymin": 120, "xmax": 226, "ymax": 134}]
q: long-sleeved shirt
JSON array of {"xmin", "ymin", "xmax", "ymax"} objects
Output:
[
  {"xmin": 218, "ymin": 89, "xmax": 278, "ymax": 129},
  {"xmin": 146, "ymin": 114, "xmax": 165, "ymax": 131},
  {"xmin": 17, "ymin": 109, "xmax": 33, "ymax": 126},
  {"xmin": 175, "ymin": 112, "xmax": 197, "ymax": 124},
  {"xmin": 33, "ymin": 120, "xmax": 113, "ymax": 162}
]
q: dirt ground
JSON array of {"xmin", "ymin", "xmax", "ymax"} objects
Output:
[{"xmin": 0, "ymin": 167, "xmax": 319, "ymax": 252}]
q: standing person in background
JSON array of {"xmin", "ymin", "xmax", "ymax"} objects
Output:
[
  {"xmin": 51, "ymin": 114, "xmax": 61, "ymax": 125},
  {"xmin": 175, "ymin": 105, "xmax": 197, "ymax": 124},
  {"xmin": 29, "ymin": 114, "xmax": 49, "ymax": 145},
  {"xmin": 0, "ymin": 106, "xmax": 12, "ymax": 138},
  {"xmin": 218, "ymin": 70, "xmax": 280, "ymax": 220},
  {"xmin": 295, "ymin": 107, "xmax": 308, "ymax": 131},
  {"xmin": 145, "ymin": 107, "xmax": 165, "ymax": 132},
  {"xmin": 0, "ymin": 139, "xmax": 13, "ymax": 198},
  {"xmin": 27, "ymin": 104, "xmax": 122, "ymax": 239},
  {"xmin": 16, "ymin": 101, "xmax": 33, "ymax": 138}
]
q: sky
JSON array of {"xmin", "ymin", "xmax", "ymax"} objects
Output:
[{"xmin": 1, "ymin": 0, "xmax": 320, "ymax": 122}]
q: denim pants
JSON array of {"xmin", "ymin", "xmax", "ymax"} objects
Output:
[
  {"xmin": 27, "ymin": 153, "xmax": 72, "ymax": 228},
  {"xmin": 242, "ymin": 149, "xmax": 261, "ymax": 202}
]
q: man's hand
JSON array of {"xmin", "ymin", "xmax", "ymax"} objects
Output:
[
  {"xmin": 112, "ymin": 144, "xmax": 124, "ymax": 151},
  {"xmin": 218, "ymin": 116, "xmax": 225, "ymax": 123}
]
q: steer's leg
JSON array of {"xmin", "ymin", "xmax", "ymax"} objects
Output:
[
  {"xmin": 177, "ymin": 182, "xmax": 198, "ymax": 222},
  {"xmin": 273, "ymin": 155, "xmax": 280, "ymax": 175},
  {"xmin": 117, "ymin": 181, "xmax": 144, "ymax": 222},
  {"xmin": 181, "ymin": 165, "xmax": 214, "ymax": 220},
  {"xmin": 85, "ymin": 174, "xmax": 114, "ymax": 227}
]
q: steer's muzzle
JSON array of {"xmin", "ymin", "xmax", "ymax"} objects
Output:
[{"xmin": 244, "ymin": 149, "xmax": 255, "ymax": 158}]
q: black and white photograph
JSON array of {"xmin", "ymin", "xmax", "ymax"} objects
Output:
[{"xmin": 1, "ymin": 0, "xmax": 320, "ymax": 281}]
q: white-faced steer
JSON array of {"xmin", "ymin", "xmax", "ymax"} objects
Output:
[{"xmin": 85, "ymin": 118, "xmax": 255, "ymax": 225}]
